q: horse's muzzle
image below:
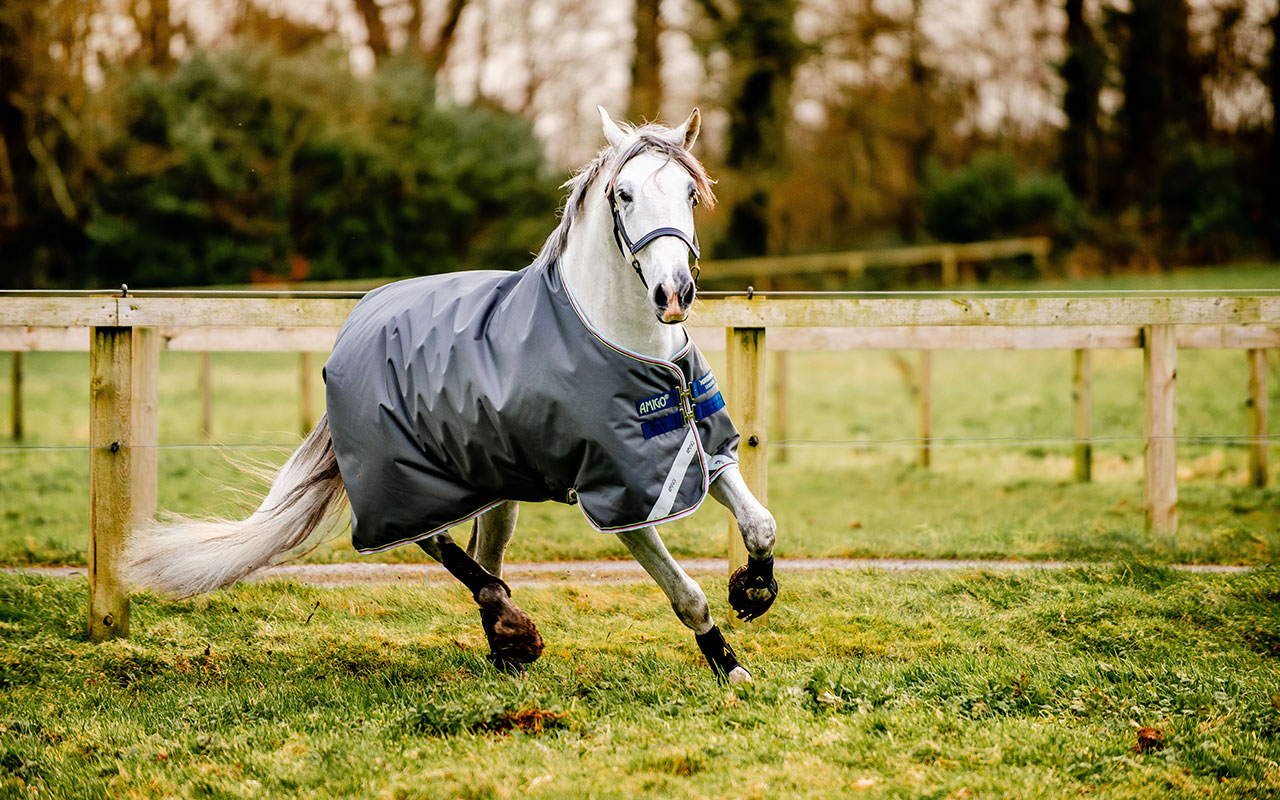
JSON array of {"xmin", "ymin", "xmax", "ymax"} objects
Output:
[{"xmin": 654, "ymin": 277, "xmax": 696, "ymax": 324}]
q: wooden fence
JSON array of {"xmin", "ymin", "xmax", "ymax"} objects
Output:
[
  {"xmin": 2, "ymin": 290, "xmax": 1277, "ymax": 640},
  {"xmin": 705, "ymin": 237, "xmax": 1051, "ymax": 288},
  {"xmin": 5, "ymin": 320, "xmax": 1276, "ymax": 477}
]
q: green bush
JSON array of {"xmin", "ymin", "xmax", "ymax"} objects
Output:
[
  {"xmin": 922, "ymin": 152, "xmax": 1084, "ymax": 247},
  {"xmin": 1158, "ymin": 143, "xmax": 1252, "ymax": 262},
  {"xmin": 81, "ymin": 44, "xmax": 558, "ymax": 287}
]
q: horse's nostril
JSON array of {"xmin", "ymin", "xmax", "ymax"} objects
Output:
[
  {"xmin": 679, "ymin": 282, "xmax": 696, "ymax": 307},
  {"xmin": 653, "ymin": 285, "xmax": 668, "ymax": 308}
]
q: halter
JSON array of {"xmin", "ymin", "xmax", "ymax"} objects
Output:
[{"xmin": 606, "ymin": 172, "xmax": 701, "ymax": 290}]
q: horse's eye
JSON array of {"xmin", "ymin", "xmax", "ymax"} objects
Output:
[
  {"xmin": 691, "ymin": 191, "xmax": 700, "ymax": 207},
  {"xmin": 618, "ymin": 189, "xmax": 633, "ymax": 203}
]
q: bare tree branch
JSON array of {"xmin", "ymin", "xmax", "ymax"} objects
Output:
[
  {"xmin": 25, "ymin": 128, "xmax": 75, "ymax": 221},
  {"xmin": 426, "ymin": 0, "xmax": 469, "ymax": 71},
  {"xmin": 690, "ymin": 0, "xmax": 731, "ymax": 26},
  {"xmin": 0, "ymin": 131, "xmax": 17, "ymax": 234},
  {"xmin": 352, "ymin": 0, "xmax": 390, "ymax": 60},
  {"xmin": 407, "ymin": 0, "xmax": 424, "ymax": 56}
]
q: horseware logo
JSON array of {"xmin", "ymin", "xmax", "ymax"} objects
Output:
[{"xmin": 639, "ymin": 394, "xmax": 670, "ymax": 415}]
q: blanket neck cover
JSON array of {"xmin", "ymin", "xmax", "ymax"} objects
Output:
[{"xmin": 323, "ymin": 261, "xmax": 740, "ymax": 553}]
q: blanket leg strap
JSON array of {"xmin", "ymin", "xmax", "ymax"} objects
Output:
[{"xmin": 695, "ymin": 625, "xmax": 741, "ymax": 680}]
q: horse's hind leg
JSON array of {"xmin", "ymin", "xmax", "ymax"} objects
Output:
[
  {"xmin": 465, "ymin": 501, "xmax": 518, "ymax": 577},
  {"xmin": 419, "ymin": 532, "xmax": 543, "ymax": 673},
  {"xmin": 617, "ymin": 526, "xmax": 750, "ymax": 684}
]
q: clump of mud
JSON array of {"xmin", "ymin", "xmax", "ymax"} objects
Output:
[{"xmin": 1135, "ymin": 727, "xmax": 1165, "ymax": 753}]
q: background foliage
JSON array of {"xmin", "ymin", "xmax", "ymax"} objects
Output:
[
  {"xmin": 0, "ymin": 0, "xmax": 1277, "ymax": 285},
  {"xmin": 82, "ymin": 46, "xmax": 557, "ymax": 287},
  {"xmin": 4, "ymin": 37, "xmax": 557, "ymax": 288},
  {"xmin": 922, "ymin": 153, "xmax": 1084, "ymax": 248}
]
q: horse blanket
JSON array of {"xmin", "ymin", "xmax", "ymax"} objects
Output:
[{"xmin": 323, "ymin": 261, "xmax": 739, "ymax": 553}]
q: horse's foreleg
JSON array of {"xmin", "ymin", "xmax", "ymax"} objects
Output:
[
  {"xmin": 465, "ymin": 501, "xmax": 518, "ymax": 577},
  {"xmin": 709, "ymin": 468, "xmax": 779, "ymax": 622},
  {"xmin": 617, "ymin": 526, "xmax": 750, "ymax": 684},
  {"xmin": 419, "ymin": 532, "xmax": 543, "ymax": 672},
  {"xmin": 710, "ymin": 467, "xmax": 775, "ymax": 557}
]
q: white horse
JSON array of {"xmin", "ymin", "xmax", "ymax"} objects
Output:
[{"xmin": 128, "ymin": 108, "xmax": 778, "ymax": 683}]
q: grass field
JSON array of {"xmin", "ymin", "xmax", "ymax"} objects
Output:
[
  {"xmin": 3, "ymin": 264, "xmax": 1280, "ymax": 799},
  {"xmin": 3, "ymin": 565, "xmax": 1280, "ymax": 798},
  {"xmin": 1, "ymin": 262, "xmax": 1278, "ymax": 568}
]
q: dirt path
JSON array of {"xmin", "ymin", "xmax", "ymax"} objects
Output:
[{"xmin": 6, "ymin": 557, "xmax": 1252, "ymax": 589}]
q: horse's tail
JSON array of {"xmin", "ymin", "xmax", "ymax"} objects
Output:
[{"xmin": 127, "ymin": 414, "xmax": 346, "ymax": 598}]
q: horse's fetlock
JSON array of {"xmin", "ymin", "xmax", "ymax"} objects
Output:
[
  {"xmin": 672, "ymin": 590, "xmax": 710, "ymax": 632},
  {"xmin": 475, "ymin": 582, "xmax": 510, "ymax": 608},
  {"xmin": 741, "ymin": 508, "xmax": 776, "ymax": 557}
]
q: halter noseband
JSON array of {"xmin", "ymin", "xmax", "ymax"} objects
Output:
[{"xmin": 607, "ymin": 172, "xmax": 701, "ymax": 290}]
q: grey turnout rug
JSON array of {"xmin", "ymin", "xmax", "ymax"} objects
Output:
[{"xmin": 323, "ymin": 261, "xmax": 739, "ymax": 553}]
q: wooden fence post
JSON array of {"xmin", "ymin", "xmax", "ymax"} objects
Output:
[
  {"xmin": 1143, "ymin": 325, "xmax": 1177, "ymax": 536},
  {"xmin": 89, "ymin": 327, "xmax": 134, "ymax": 641},
  {"xmin": 1072, "ymin": 349, "xmax": 1092, "ymax": 482},
  {"xmin": 726, "ymin": 327, "xmax": 766, "ymax": 573},
  {"xmin": 1247, "ymin": 348, "xmax": 1268, "ymax": 488},
  {"xmin": 1032, "ymin": 239, "xmax": 1050, "ymax": 279},
  {"xmin": 772, "ymin": 350, "xmax": 788, "ymax": 463},
  {"xmin": 199, "ymin": 351, "xmax": 212, "ymax": 439},
  {"xmin": 940, "ymin": 247, "xmax": 958, "ymax": 287},
  {"xmin": 918, "ymin": 350, "xmax": 932, "ymax": 468},
  {"xmin": 299, "ymin": 351, "xmax": 314, "ymax": 434},
  {"xmin": 10, "ymin": 351, "xmax": 22, "ymax": 440}
]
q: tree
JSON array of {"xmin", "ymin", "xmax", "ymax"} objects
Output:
[
  {"xmin": 131, "ymin": 0, "xmax": 174, "ymax": 67},
  {"xmin": 629, "ymin": 0, "xmax": 663, "ymax": 121},
  {"xmin": 691, "ymin": 0, "xmax": 804, "ymax": 257},
  {"xmin": 1059, "ymin": 0, "xmax": 1104, "ymax": 204},
  {"xmin": 1115, "ymin": 0, "xmax": 1208, "ymax": 208},
  {"xmin": 0, "ymin": 0, "xmax": 95, "ymax": 287},
  {"xmin": 422, "ymin": 0, "xmax": 469, "ymax": 71},
  {"xmin": 899, "ymin": 0, "xmax": 934, "ymax": 242},
  {"xmin": 354, "ymin": 0, "xmax": 470, "ymax": 70},
  {"xmin": 1269, "ymin": 8, "xmax": 1280, "ymax": 252},
  {"xmin": 352, "ymin": 0, "xmax": 391, "ymax": 62}
]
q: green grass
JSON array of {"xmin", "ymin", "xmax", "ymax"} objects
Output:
[
  {"xmin": 3, "ymin": 566, "xmax": 1280, "ymax": 798},
  {"xmin": 976, "ymin": 260, "xmax": 1280, "ymax": 292},
  {"xmin": 1, "ymin": 263, "xmax": 1279, "ymax": 567}
]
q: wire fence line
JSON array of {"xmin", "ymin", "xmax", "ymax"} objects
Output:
[{"xmin": 1, "ymin": 433, "xmax": 1277, "ymax": 454}]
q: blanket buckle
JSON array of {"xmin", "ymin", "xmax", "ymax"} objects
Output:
[{"xmin": 679, "ymin": 387, "xmax": 695, "ymax": 428}]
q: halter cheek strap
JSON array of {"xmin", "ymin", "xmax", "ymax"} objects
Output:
[{"xmin": 608, "ymin": 181, "xmax": 701, "ymax": 290}]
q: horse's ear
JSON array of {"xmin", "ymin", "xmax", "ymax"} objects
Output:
[
  {"xmin": 598, "ymin": 106, "xmax": 627, "ymax": 149},
  {"xmin": 674, "ymin": 108, "xmax": 700, "ymax": 150}
]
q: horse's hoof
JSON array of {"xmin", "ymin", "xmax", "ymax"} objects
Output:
[
  {"xmin": 728, "ymin": 666, "xmax": 753, "ymax": 685},
  {"xmin": 477, "ymin": 584, "xmax": 544, "ymax": 664},
  {"xmin": 728, "ymin": 562, "xmax": 778, "ymax": 621}
]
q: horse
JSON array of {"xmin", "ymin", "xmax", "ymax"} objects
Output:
[{"xmin": 127, "ymin": 107, "xmax": 779, "ymax": 683}]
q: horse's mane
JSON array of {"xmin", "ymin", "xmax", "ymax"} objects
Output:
[{"xmin": 530, "ymin": 123, "xmax": 717, "ymax": 271}]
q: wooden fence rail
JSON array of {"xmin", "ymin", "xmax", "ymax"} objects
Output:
[
  {"xmin": 1, "ymin": 292, "xmax": 1276, "ymax": 640},
  {"xmin": 706, "ymin": 237, "xmax": 1052, "ymax": 287}
]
